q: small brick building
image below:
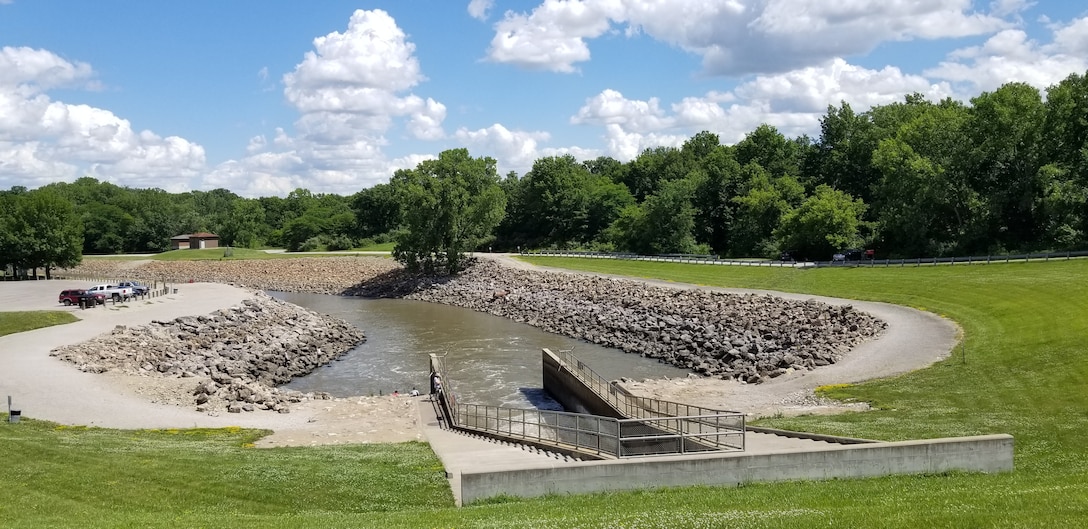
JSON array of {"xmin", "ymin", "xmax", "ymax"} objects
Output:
[{"xmin": 170, "ymin": 232, "xmax": 220, "ymax": 250}]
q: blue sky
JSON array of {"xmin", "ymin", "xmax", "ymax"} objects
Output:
[{"xmin": 1, "ymin": 1, "xmax": 1086, "ymax": 197}]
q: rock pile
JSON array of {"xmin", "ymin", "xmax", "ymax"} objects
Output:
[
  {"xmin": 50, "ymin": 292, "xmax": 366, "ymax": 412},
  {"xmin": 383, "ymin": 260, "xmax": 886, "ymax": 383},
  {"xmin": 62, "ymin": 256, "xmax": 400, "ymax": 295}
]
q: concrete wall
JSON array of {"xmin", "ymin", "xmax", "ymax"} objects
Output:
[
  {"xmin": 458, "ymin": 434, "xmax": 1013, "ymax": 505},
  {"xmin": 542, "ymin": 349, "xmax": 623, "ymax": 417}
]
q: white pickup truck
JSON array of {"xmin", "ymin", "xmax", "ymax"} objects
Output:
[{"xmin": 86, "ymin": 284, "xmax": 133, "ymax": 301}]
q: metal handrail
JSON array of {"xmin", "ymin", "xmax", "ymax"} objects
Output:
[
  {"xmin": 549, "ymin": 348, "xmax": 745, "ymax": 450},
  {"xmin": 453, "ymin": 402, "xmax": 743, "ymax": 458},
  {"xmin": 435, "ymin": 349, "xmax": 745, "ymax": 458}
]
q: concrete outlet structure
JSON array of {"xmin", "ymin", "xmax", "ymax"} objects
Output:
[{"xmin": 421, "ymin": 349, "xmax": 1014, "ymax": 506}]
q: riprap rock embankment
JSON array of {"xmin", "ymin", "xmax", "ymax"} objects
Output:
[
  {"xmin": 362, "ymin": 260, "xmax": 886, "ymax": 384},
  {"xmin": 51, "ymin": 292, "xmax": 365, "ymax": 412}
]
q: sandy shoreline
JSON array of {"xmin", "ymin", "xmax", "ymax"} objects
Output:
[{"xmin": 0, "ymin": 259, "xmax": 958, "ymax": 445}]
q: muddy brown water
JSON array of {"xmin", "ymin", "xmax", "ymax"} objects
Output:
[{"xmin": 272, "ymin": 292, "xmax": 692, "ymax": 409}]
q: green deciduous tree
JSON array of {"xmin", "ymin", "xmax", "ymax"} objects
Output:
[
  {"xmin": 351, "ymin": 183, "xmax": 402, "ymax": 239},
  {"xmin": 735, "ymin": 124, "xmax": 804, "ymax": 179},
  {"xmin": 690, "ymin": 146, "xmax": 744, "ymax": 255},
  {"xmin": 221, "ymin": 199, "xmax": 268, "ymax": 249},
  {"xmin": 730, "ymin": 166, "xmax": 804, "ymax": 257},
  {"xmin": 774, "ymin": 185, "xmax": 867, "ymax": 260},
  {"xmin": 391, "ymin": 149, "xmax": 506, "ymax": 274},
  {"xmin": 805, "ymin": 102, "xmax": 878, "ymax": 200},
  {"xmin": 964, "ymin": 82, "xmax": 1046, "ymax": 248},
  {"xmin": 608, "ymin": 177, "xmax": 698, "ymax": 255},
  {"xmin": 520, "ymin": 155, "xmax": 593, "ymax": 246},
  {"xmin": 622, "ymin": 146, "xmax": 692, "ymax": 201},
  {"xmin": 0, "ymin": 190, "xmax": 82, "ymax": 277}
]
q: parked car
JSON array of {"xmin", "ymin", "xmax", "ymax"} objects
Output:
[
  {"xmin": 59, "ymin": 289, "xmax": 85, "ymax": 306},
  {"xmin": 86, "ymin": 284, "xmax": 133, "ymax": 301},
  {"xmin": 79, "ymin": 291, "xmax": 107, "ymax": 306},
  {"xmin": 832, "ymin": 248, "xmax": 874, "ymax": 262},
  {"xmin": 59, "ymin": 289, "xmax": 105, "ymax": 306},
  {"xmin": 116, "ymin": 280, "xmax": 149, "ymax": 295}
]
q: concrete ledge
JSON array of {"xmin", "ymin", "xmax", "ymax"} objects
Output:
[
  {"xmin": 746, "ymin": 425, "xmax": 879, "ymax": 444},
  {"xmin": 459, "ymin": 434, "xmax": 1013, "ymax": 505}
]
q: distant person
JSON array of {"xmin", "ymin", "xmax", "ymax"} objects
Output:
[
  {"xmin": 392, "ymin": 389, "xmax": 399, "ymax": 397},
  {"xmin": 430, "ymin": 373, "xmax": 443, "ymax": 395},
  {"xmin": 409, "ymin": 388, "xmax": 420, "ymax": 397}
]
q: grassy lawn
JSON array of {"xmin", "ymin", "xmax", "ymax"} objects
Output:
[
  {"xmin": 151, "ymin": 248, "xmax": 289, "ymax": 261},
  {"xmin": 0, "ymin": 422, "xmax": 451, "ymax": 528},
  {"xmin": 354, "ymin": 241, "xmax": 395, "ymax": 252},
  {"xmin": 2, "ymin": 257, "xmax": 1086, "ymax": 526},
  {"xmin": 0, "ymin": 311, "xmax": 78, "ymax": 337}
]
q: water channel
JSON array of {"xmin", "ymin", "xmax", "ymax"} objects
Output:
[{"xmin": 271, "ymin": 292, "xmax": 692, "ymax": 409}]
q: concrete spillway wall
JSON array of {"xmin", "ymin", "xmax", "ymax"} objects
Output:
[
  {"xmin": 459, "ymin": 434, "xmax": 1014, "ymax": 504},
  {"xmin": 542, "ymin": 348, "xmax": 624, "ymax": 418}
]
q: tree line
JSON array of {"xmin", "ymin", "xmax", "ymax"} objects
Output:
[{"xmin": 3, "ymin": 73, "xmax": 1087, "ymax": 275}]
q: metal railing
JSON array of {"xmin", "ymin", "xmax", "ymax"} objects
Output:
[
  {"xmin": 454, "ymin": 402, "xmax": 742, "ymax": 458},
  {"xmin": 455, "ymin": 404, "xmax": 619, "ymax": 457},
  {"xmin": 432, "ymin": 348, "xmax": 744, "ymax": 458},
  {"xmin": 428, "ymin": 354, "xmax": 458, "ymax": 428},
  {"xmin": 549, "ymin": 348, "xmax": 744, "ymax": 451}
]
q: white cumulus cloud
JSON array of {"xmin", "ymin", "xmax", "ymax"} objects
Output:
[
  {"xmin": 925, "ymin": 16, "xmax": 1088, "ymax": 95},
  {"xmin": 571, "ymin": 58, "xmax": 955, "ymax": 160},
  {"xmin": 209, "ymin": 9, "xmax": 450, "ymax": 196},
  {"xmin": 483, "ymin": 0, "xmax": 1008, "ymax": 76},
  {"xmin": 0, "ymin": 46, "xmax": 206, "ymax": 191},
  {"xmin": 454, "ymin": 123, "xmax": 551, "ymax": 173},
  {"xmin": 468, "ymin": 0, "xmax": 496, "ymax": 20}
]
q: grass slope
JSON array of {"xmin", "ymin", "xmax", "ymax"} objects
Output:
[
  {"xmin": 2, "ymin": 257, "xmax": 1086, "ymax": 527},
  {"xmin": 0, "ymin": 311, "xmax": 78, "ymax": 337}
]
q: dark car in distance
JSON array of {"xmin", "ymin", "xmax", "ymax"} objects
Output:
[{"xmin": 834, "ymin": 249, "xmax": 876, "ymax": 262}]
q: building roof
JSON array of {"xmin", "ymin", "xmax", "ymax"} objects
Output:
[{"xmin": 172, "ymin": 232, "xmax": 219, "ymax": 239}]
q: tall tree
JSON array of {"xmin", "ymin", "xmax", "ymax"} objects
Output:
[
  {"xmin": 518, "ymin": 155, "xmax": 592, "ymax": 247},
  {"xmin": 774, "ymin": 185, "xmax": 868, "ymax": 260},
  {"xmin": 608, "ymin": 177, "xmax": 698, "ymax": 255},
  {"xmin": 1, "ymin": 190, "xmax": 82, "ymax": 277},
  {"xmin": 730, "ymin": 166, "xmax": 805, "ymax": 257},
  {"xmin": 351, "ymin": 183, "xmax": 402, "ymax": 238},
  {"xmin": 1039, "ymin": 72, "xmax": 1088, "ymax": 247},
  {"xmin": 734, "ymin": 124, "xmax": 803, "ymax": 179},
  {"xmin": 805, "ymin": 102, "xmax": 878, "ymax": 201},
  {"xmin": 391, "ymin": 149, "xmax": 506, "ymax": 273},
  {"xmin": 871, "ymin": 138, "xmax": 958, "ymax": 257},
  {"xmin": 221, "ymin": 199, "xmax": 268, "ymax": 249},
  {"xmin": 622, "ymin": 146, "xmax": 692, "ymax": 201},
  {"xmin": 690, "ymin": 146, "xmax": 744, "ymax": 255},
  {"xmin": 965, "ymin": 82, "xmax": 1046, "ymax": 249}
]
